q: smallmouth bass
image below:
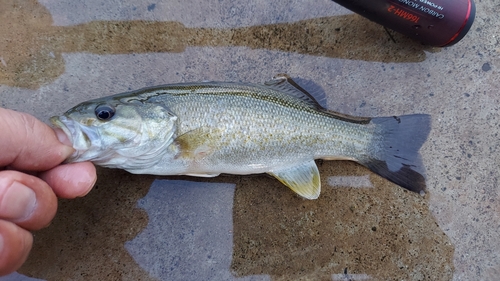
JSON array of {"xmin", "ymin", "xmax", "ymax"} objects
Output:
[{"xmin": 51, "ymin": 74, "xmax": 430, "ymax": 199}]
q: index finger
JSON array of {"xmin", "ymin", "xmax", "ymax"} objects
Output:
[{"xmin": 0, "ymin": 108, "xmax": 74, "ymax": 171}]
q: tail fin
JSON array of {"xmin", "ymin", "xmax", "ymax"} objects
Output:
[{"xmin": 360, "ymin": 114, "xmax": 431, "ymax": 193}]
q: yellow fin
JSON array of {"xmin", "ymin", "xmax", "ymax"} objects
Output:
[{"xmin": 268, "ymin": 160, "xmax": 321, "ymax": 200}]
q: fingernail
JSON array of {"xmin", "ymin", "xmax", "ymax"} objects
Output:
[
  {"xmin": 54, "ymin": 128, "xmax": 72, "ymax": 146},
  {"xmin": 54, "ymin": 129, "xmax": 75, "ymax": 159},
  {"xmin": 0, "ymin": 182, "xmax": 36, "ymax": 221}
]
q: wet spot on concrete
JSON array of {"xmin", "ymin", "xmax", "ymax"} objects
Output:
[
  {"xmin": 482, "ymin": 62, "xmax": 491, "ymax": 72},
  {"xmin": 231, "ymin": 161, "xmax": 454, "ymax": 280},
  {"xmin": 19, "ymin": 168, "xmax": 157, "ymax": 280},
  {"xmin": 0, "ymin": 1, "xmax": 428, "ymax": 89}
]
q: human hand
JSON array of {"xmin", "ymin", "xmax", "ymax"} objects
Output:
[{"xmin": 0, "ymin": 108, "xmax": 97, "ymax": 276}]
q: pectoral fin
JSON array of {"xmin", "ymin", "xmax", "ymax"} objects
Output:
[
  {"xmin": 268, "ymin": 160, "xmax": 321, "ymax": 200},
  {"xmin": 174, "ymin": 127, "xmax": 222, "ymax": 160}
]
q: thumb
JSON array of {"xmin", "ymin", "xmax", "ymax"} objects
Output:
[{"xmin": 0, "ymin": 108, "xmax": 74, "ymax": 171}]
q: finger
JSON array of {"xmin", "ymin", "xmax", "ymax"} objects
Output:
[
  {"xmin": 0, "ymin": 171, "xmax": 57, "ymax": 230},
  {"xmin": 0, "ymin": 220, "xmax": 32, "ymax": 276},
  {"xmin": 0, "ymin": 108, "xmax": 74, "ymax": 170},
  {"xmin": 40, "ymin": 162, "xmax": 97, "ymax": 199}
]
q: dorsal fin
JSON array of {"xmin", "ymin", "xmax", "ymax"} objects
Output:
[
  {"xmin": 264, "ymin": 74, "xmax": 371, "ymax": 124},
  {"xmin": 264, "ymin": 74, "xmax": 324, "ymax": 109},
  {"xmin": 288, "ymin": 77, "xmax": 328, "ymax": 108}
]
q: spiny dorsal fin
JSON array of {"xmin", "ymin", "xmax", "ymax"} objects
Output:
[
  {"xmin": 265, "ymin": 74, "xmax": 371, "ymax": 124},
  {"xmin": 268, "ymin": 160, "xmax": 321, "ymax": 200},
  {"xmin": 264, "ymin": 74, "xmax": 323, "ymax": 109}
]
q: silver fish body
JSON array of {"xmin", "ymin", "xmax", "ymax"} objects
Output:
[{"xmin": 51, "ymin": 74, "xmax": 430, "ymax": 199}]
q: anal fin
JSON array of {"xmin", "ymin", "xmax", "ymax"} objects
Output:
[{"xmin": 268, "ymin": 160, "xmax": 321, "ymax": 200}]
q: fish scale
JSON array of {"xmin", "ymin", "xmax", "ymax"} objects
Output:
[{"xmin": 171, "ymin": 92, "xmax": 361, "ymax": 165}]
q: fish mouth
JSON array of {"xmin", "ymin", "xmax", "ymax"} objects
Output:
[
  {"xmin": 50, "ymin": 115, "xmax": 76, "ymax": 146},
  {"xmin": 50, "ymin": 115, "xmax": 93, "ymax": 162}
]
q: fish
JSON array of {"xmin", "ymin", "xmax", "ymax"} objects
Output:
[{"xmin": 50, "ymin": 74, "xmax": 431, "ymax": 199}]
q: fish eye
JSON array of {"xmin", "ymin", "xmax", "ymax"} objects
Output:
[{"xmin": 95, "ymin": 105, "xmax": 115, "ymax": 121}]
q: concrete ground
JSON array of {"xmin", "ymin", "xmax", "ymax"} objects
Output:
[{"xmin": 0, "ymin": 0, "xmax": 498, "ymax": 280}]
